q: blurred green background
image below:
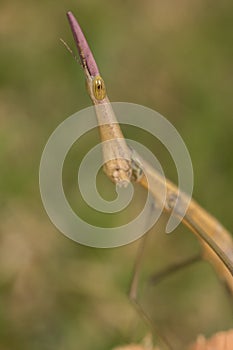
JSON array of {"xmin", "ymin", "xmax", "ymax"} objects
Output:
[{"xmin": 0, "ymin": 1, "xmax": 233, "ymax": 349}]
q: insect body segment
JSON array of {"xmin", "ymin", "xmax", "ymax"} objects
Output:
[{"xmin": 93, "ymin": 75, "xmax": 106, "ymax": 100}]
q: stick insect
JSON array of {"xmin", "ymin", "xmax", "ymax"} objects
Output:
[{"xmin": 64, "ymin": 11, "xmax": 233, "ymax": 349}]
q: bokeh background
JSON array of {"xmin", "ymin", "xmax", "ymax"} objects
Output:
[{"xmin": 0, "ymin": 1, "xmax": 233, "ymax": 349}]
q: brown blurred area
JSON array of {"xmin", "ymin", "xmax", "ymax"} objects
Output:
[{"xmin": 0, "ymin": 1, "xmax": 233, "ymax": 349}]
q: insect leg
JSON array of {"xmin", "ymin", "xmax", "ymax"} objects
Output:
[{"xmin": 128, "ymin": 198, "xmax": 173, "ymax": 350}]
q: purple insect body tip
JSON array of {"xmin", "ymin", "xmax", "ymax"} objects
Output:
[{"xmin": 67, "ymin": 11, "xmax": 99, "ymax": 77}]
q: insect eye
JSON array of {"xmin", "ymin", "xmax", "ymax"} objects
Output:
[{"xmin": 93, "ymin": 76, "xmax": 106, "ymax": 100}]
